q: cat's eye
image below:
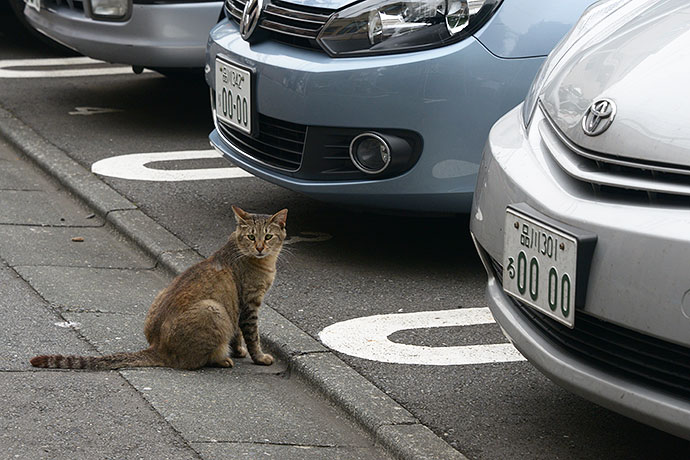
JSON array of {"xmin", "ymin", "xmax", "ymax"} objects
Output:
[
  {"xmin": 247, "ymin": 235, "xmax": 255, "ymax": 241},
  {"xmin": 265, "ymin": 234, "xmax": 273, "ymax": 241}
]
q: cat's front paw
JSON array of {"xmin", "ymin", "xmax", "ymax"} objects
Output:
[{"xmin": 253, "ymin": 353, "xmax": 274, "ymax": 366}]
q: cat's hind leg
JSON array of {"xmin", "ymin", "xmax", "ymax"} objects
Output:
[
  {"xmin": 230, "ymin": 330, "xmax": 248, "ymax": 358},
  {"xmin": 209, "ymin": 342, "xmax": 234, "ymax": 368},
  {"xmin": 163, "ymin": 299, "xmax": 235, "ymax": 369}
]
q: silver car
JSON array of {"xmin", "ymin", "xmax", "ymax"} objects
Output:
[
  {"xmin": 22, "ymin": 0, "xmax": 222, "ymax": 71},
  {"xmin": 471, "ymin": 0, "xmax": 690, "ymax": 439}
]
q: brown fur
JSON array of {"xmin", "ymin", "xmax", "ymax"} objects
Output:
[{"xmin": 30, "ymin": 206, "xmax": 287, "ymax": 370}]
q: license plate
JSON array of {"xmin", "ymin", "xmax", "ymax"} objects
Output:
[
  {"xmin": 215, "ymin": 58, "xmax": 252, "ymax": 135},
  {"xmin": 503, "ymin": 208, "xmax": 578, "ymax": 328},
  {"xmin": 25, "ymin": 0, "xmax": 41, "ymax": 12}
]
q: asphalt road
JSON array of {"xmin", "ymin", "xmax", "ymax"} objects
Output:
[{"xmin": 2, "ymin": 10, "xmax": 689, "ymax": 459}]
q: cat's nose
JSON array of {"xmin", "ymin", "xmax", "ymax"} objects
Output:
[{"xmin": 256, "ymin": 245, "xmax": 265, "ymax": 253}]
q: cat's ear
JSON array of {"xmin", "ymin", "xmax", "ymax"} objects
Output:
[
  {"xmin": 232, "ymin": 205, "xmax": 251, "ymax": 224},
  {"xmin": 269, "ymin": 208, "xmax": 288, "ymax": 229}
]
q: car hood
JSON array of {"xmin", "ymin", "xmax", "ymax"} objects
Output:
[{"xmin": 541, "ymin": 1, "xmax": 690, "ymax": 167}]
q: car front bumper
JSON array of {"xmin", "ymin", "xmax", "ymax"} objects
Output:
[
  {"xmin": 206, "ymin": 19, "xmax": 545, "ymax": 213},
  {"xmin": 470, "ymin": 104, "xmax": 690, "ymax": 439},
  {"xmin": 24, "ymin": 1, "xmax": 222, "ymax": 68}
]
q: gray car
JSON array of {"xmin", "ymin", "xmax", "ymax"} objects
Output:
[
  {"xmin": 22, "ymin": 0, "xmax": 222, "ymax": 72},
  {"xmin": 471, "ymin": 0, "xmax": 690, "ymax": 439}
]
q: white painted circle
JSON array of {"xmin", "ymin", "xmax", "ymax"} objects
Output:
[
  {"xmin": 91, "ymin": 150, "xmax": 254, "ymax": 181},
  {"xmin": 319, "ymin": 308, "xmax": 525, "ymax": 366}
]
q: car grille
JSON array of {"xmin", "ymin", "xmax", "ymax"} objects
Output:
[
  {"xmin": 225, "ymin": 0, "xmax": 333, "ymax": 51},
  {"xmin": 488, "ymin": 255, "xmax": 690, "ymax": 399},
  {"xmin": 44, "ymin": 0, "xmax": 84, "ymax": 11},
  {"xmin": 539, "ymin": 103, "xmax": 690, "ymax": 205},
  {"xmin": 217, "ymin": 115, "xmax": 306, "ymax": 172}
]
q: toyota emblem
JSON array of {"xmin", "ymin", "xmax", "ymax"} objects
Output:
[
  {"xmin": 582, "ymin": 98, "xmax": 616, "ymax": 136},
  {"xmin": 240, "ymin": 0, "xmax": 264, "ymax": 41}
]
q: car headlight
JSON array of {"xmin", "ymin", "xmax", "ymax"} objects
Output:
[
  {"xmin": 317, "ymin": 0, "xmax": 501, "ymax": 57},
  {"xmin": 87, "ymin": 0, "xmax": 131, "ymax": 21},
  {"xmin": 522, "ymin": 0, "xmax": 652, "ymax": 127}
]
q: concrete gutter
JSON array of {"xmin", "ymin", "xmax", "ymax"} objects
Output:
[{"xmin": 0, "ymin": 106, "xmax": 467, "ymax": 460}]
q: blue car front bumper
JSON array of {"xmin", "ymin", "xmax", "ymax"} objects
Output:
[{"xmin": 206, "ymin": 17, "xmax": 544, "ymax": 212}]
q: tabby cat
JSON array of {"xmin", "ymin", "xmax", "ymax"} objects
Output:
[{"xmin": 30, "ymin": 206, "xmax": 287, "ymax": 370}]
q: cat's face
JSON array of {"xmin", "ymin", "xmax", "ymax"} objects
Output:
[{"xmin": 232, "ymin": 206, "xmax": 288, "ymax": 259}]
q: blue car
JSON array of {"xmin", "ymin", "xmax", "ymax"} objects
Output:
[{"xmin": 206, "ymin": 0, "xmax": 594, "ymax": 213}]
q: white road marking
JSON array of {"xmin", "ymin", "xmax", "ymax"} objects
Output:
[
  {"xmin": 91, "ymin": 150, "xmax": 254, "ymax": 181},
  {"xmin": 319, "ymin": 308, "xmax": 526, "ymax": 366},
  {"xmin": 0, "ymin": 57, "xmax": 143, "ymax": 78},
  {"xmin": 69, "ymin": 107, "xmax": 123, "ymax": 116}
]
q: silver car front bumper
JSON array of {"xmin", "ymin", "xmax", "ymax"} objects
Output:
[
  {"xmin": 24, "ymin": 1, "xmax": 222, "ymax": 68},
  {"xmin": 470, "ymin": 104, "xmax": 690, "ymax": 440}
]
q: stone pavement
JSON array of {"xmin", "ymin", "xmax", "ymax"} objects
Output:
[
  {"xmin": 0, "ymin": 136, "xmax": 394, "ymax": 460},
  {"xmin": 0, "ymin": 100, "xmax": 468, "ymax": 460}
]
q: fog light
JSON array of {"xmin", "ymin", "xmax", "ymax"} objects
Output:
[
  {"xmin": 350, "ymin": 132, "xmax": 391, "ymax": 174},
  {"xmin": 89, "ymin": 0, "xmax": 130, "ymax": 20}
]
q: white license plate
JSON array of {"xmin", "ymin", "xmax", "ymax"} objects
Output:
[
  {"xmin": 215, "ymin": 58, "xmax": 252, "ymax": 135},
  {"xmin": 503, "ymin": 208, "xmax": 578, "ymax": 328},
  {"xmin": 25, "ymin": 0, "xmax": 41, "ymax": 12}
]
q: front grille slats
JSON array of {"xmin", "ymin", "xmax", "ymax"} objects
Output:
[
  {"xmin": 222, "ymin": 130, "xmax": 301, "ymax": 169},
  {"xmin": 225, "ymin": 0, "xmax": 332, "ymax": 51},
  {"xmin": 261, "ymin": 116, "xmax": 306, "ymax": 137},
  {"xmin": 217, "ymin": 114, "xmax": 306, "ymax": 171},
  {"xmin": 518, "ymin": 302, "xmax": 690, "ymax": 395},
  {"xmin": 539, "ymin": 103, "xmax": 690, "ymax": 204},
  {"xmin": 578, "ymin": 313, "xmax": 690, "ymax": 370},
  {"xmin": 45, "ymin": 0, "xmax": 84, "ymax": 11},
  {"xmin": 229, "ymin": 9, "xmax": 242, "ymax": 21},
  {"xmin": 243, "ymin": 131, "xmax": 302, "ymax": 157},
  {"xmin": 260, "ymin": 20, "xmax": 321, "ymax": 39},
  {"xmin": 488, "ymin": 254, "xmax": 690, "ymax": 399},
  {"xmin": 264, "ymin": 4, "xmax": 330, "ymax": 23},
  {"xmin": 260, "ymin": 131, "xmax": 304, "ymax": 148}
]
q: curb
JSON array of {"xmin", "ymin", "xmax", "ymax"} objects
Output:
[{"xmin": 0, "ymin": 106, "xmax": 467, "ymax": 460}]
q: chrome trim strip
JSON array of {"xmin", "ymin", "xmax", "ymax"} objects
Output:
[
  {"xmin": 540, "ymin": 101, "xmax": 690, "ymax": 177},
  {"xmin": 260, "ymin": 20, "xmax": 320, "ymax": 38},
  {"xmin": 538, "ymin": 117, "xmax": 690, "ymax": 197},
  {"xmin": 264, "ymin": 4, "xmax": 330, "ymax": 23}
]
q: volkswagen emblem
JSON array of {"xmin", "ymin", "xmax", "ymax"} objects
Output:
[
  {"xmin": 582, "ymin": 98, "xmax": 616, "ymax": 136},
  {"xmin": 240, "ymin": 0, "xmax": 264, "ymax": 41}
]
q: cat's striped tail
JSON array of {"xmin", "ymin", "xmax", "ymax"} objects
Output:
[{"xmin": 30, "ymin": 348, "xmax": 163, "ymax": 370}]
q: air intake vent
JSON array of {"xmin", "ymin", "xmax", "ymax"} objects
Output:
[
  {"xmin": 217, "ymin": 115, "xmax": 306, "ymax": 172},
  {"xmin": 44, "ymin": 0, "xmax": 85, "ymax": 11},
  {"xmin": 487, "ymin": 253, "xmax": 690, "ymax": 399}
]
